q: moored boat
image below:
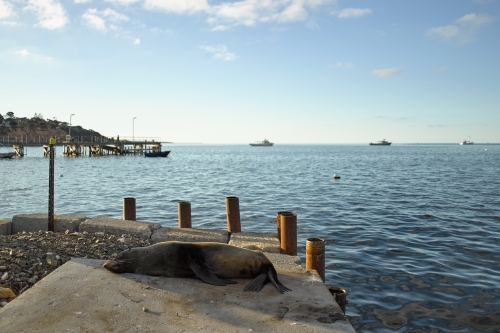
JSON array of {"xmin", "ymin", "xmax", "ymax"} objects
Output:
[
  {"xmin": 0, "ymin": 152, "xmax": 16, "ymax": 159},
  {"xmin": 249, "ymin": 139, "xmax": 274, "ymax": 146},
  {"xmin": 144, "ymin": 151, "xmax": 170, "ymax": 157},
  {"xmin": 369, "ymin": 139, "xmax": 392, "ymax": 146}
]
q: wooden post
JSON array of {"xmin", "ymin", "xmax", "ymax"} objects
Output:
[
  {"xmin": 178, "ymin": 201, "xmax": 192, "ymax": 228},
  {"xmin": 123, "ymin": 197, "xmax": 136, "ymax": 221},
  {"xmin": 306, "ymin": 238, "xmax": 325, "ymax": 282},
  {"xmin": 276, "ymin": 211, "xmax": 293, "ymax": 242},
  {"xmin": 48, "ymin": 137, "xmax": 55, "ymax": 232},
  {"xmin": 225, "ymin": 196, "xmax": 241, "ymax": 233},
  {"xmin": 280, "ymin": 212, "xmax": 297, "ymax": 255}
]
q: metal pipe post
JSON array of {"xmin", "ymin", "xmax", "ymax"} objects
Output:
[
  {"xmin": 306, "ymin": 238, "xmax": 325, "ymax": 282},
  {"xmin": 48, "ymin": 137, "xmax": 55, "ymax": 231},
  {"xmin": 280, "ymin": 212, "xmax": 297, "ymax": 255}
]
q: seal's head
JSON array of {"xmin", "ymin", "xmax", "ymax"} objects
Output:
[{"xmin": 104, "ymin": 249, "xmax": 136, "ymax": 273}]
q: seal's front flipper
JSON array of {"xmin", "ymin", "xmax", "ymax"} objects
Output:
[
  {"xmin": 243, "ymin": 273, "xmax": 267, "ymax": 292},
  {"xmin": 187, "ymin": 251, "xmax": 226, "ymax": 286}
]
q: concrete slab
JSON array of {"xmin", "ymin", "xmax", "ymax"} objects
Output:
[
  {"xmin": 229, "ymin": 231, "xmax": 281, "ymax": 253},
  {"xmin": 79, "ymin": 217, "xmax": 161, "ymax": 239},
  {"xmin": 11, "ymin": 214, "xmax": 88, "ymax": 234},
  {"xmin": 0, "ymin": 219, "xmax": 11, "ymax": 236},
  {"xmin": 0, "ymin": 258, "xmax": 355, "ymax": 333},
  {"xmin": 151, "ymin": 226, "xmax": 229, "ymax": 243}
]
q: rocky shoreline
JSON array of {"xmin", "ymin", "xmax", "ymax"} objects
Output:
[{"xmin": 0, "ymin": 230, "xmax": 153, "ymax": 307}]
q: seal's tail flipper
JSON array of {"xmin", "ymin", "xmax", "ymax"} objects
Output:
[
  {"xmin": 243, "ymin": 273, "xmax": 267, "ymax": 292},
  {"xmin": 267, "ymin": 268, "xmax": 291, "ymax": 293}
]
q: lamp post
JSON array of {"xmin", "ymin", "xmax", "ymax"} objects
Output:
[
  {"xmin": 133, "ymin": 117, "xmax": 137, "ymax": 142},
  {"xmin": 69, "ymin": 114, "xmax": 75, "ymax": 137}
]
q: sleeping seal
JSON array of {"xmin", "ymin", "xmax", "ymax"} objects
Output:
[{"xmin": 104, "ymin": 241, "xmax": 291, "ymax": 293}]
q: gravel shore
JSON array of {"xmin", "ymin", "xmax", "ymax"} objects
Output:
[{"xmin": 0, "ymin": 230, "xmax": 154, "ymax": 307}]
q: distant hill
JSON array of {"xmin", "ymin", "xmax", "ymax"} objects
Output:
[{"xmin": 0, "ymin": 112, "xmax": 103, "ymax": 142}]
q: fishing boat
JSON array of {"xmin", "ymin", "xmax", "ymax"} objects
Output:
[
  {"xmin": 369, "ymin": 139, "xmax": 392, "ymax": 146},
  {"xmin": 0, "ymin": 152, "xmax": 16, "ymax": 159},
  {"xmin": 459, "ymin": 139, "xmax": 473, "ymax": 145},
  {"xmin": 144, "ymin": 151, "xmax": 171, "ymax": 157},
  {"xmin": 249, "ymin": 139, "xmax": 274, "ymax": 146}
]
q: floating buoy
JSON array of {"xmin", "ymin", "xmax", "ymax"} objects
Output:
[{"xmin": 333, "ymin": 174, "xmax": 341, "ymax": 179}]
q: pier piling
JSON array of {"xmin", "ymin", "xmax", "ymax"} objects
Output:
[
  {"xmin": 225, "ymin": 196, "xmax": 241, "ymax": 233},
  {"xmin": 123, "ymin": 198, "xmax": 136, "ymax": 221},
  {"xmin": 178, "ymin": 202, "xmax": 192, "ymax": 228},
  {"xmin": 276, "ymin": 211, "xmax": 293, "ymax": 242}
]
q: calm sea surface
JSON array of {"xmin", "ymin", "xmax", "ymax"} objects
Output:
[{"xmin": 1, "ymin": 144, "xmax": 499, "ymax": 332}]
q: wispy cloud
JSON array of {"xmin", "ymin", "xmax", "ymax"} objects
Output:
[
  {"xmin": 426, "ymin": 13, "xmax": 496, "ymax": 44},
  {"xmin": 200, "ymin": 45, "xmax": 236, "ymax": 61},
  {"xmin": 25, "ymin": 0, "xmax": 68, "ymax": 30},
  {"xmin": 434, "ymin": 66, "xmax": 448, "ymax": 73},
  {"xmin": 14, "ymin": 48, "xmax": 53, "ymax": 61},
  {"xmin": 82, "ymin": 8, "xmax": 129, "ymax": 32},
  {"xmin": 0, "ymin": 0, "xmax": 14, "ymax": 19},
  {"xmin": 105, "ymin": 0, "xmax": 140, "ymax": 5},
  {"xmin": 331, "ymin": 8, "xmax": 372, "ymax": 19},
  {"xmin": 371, "ymin": 68, "xmax": 402, "ymax": 77},
  {"xmin": 74, "ymin": 0, "xmax": 91, "ymax": 3},
  {"xmin": 329, "ymin": 62, "xmax": 353, "ymax": 68}
]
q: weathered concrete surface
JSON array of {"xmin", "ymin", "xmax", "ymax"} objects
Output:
[
  {"xmin": 0, "ymin": 219, "xmax": 11, "ymax": 236},
  {"xmin": 229, "ymin": 231, "xmax": 281, "ymax": 253},
  {"xmin": 0, "ymin": 258, "xmax": 355, "ymax": 333},
  {"xmin": 11, "ymin": 214, "xmax": 88, "ymax": 234},
  {"xmin": 151, "ymin": 226, "xmax": 229, "ymax": 243},
  {"xmin": 79, "ymin": 217, "xmax": 161, "ymax": 239}
]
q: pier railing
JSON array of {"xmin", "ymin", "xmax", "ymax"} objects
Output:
[{"xmin": 0, "ymin": 135, "xmax": 162, "ymax": 146}]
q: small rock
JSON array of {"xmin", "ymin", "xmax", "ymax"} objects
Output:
[
  {"xmin": 0, "ymin": 287, "xmax": 16, "ymax": 299},
  {"xmin": 1, "ymin": 272, "xmax": 8, "ymax": 280}
]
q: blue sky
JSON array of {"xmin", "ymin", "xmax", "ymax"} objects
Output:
[{"xmin": 1, "ymin": 0, "xmax": 499, "ymax": 144}]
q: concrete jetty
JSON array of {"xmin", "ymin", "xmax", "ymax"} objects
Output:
[{"xmin": 0, "ymin": 214, "xmax": 355, "ymax": 332}]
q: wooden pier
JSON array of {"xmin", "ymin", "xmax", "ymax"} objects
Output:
[{"xmin": 1, "ymin": 135, "xmax": 166, "ymax": 157}]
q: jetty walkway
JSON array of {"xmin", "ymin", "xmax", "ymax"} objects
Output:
[{"xmin": 0, "ymin": 135, "xmax": 170, "ymax": 157}]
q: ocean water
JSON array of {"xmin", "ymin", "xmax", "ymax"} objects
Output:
[{"xmin": 1, "ymin": 144, "xmax": 499, "ymax": 332}]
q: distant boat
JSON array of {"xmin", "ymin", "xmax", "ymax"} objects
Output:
[
  {"xmin": 0, "ymin": 152, "xmax": 16, "ymax": 159},
  {"xmin": 249, "ymin": 139, "xmax": 274, "ymax": 146},
  {"xmin": 144, "ymin": 151, "xmax": 171, "ymax": 157},
  {"xmin": 369, "ymin": 139, "xmax": 392, "ymax": 146},
  {"xmin": 460, "ymin": 139, "xmax": 473, "ymax": 145}
]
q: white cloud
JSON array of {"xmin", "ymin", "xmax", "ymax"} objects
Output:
[
  {"xmin": 434, "ymin": 66, "xmax": 448, "ymax": 73},
  {"xmin": 25, "ymin": 0, "xmax": 68, "ymax": 30},
  {"xmin": 141, "ymin": 0, "xmax": 335, "ymax": 29},
  {"xmin": 0, "ymin": 0, "xmax": 14, "ymax": 19},
  {"xmin": 133, "ymin": 38, "xmax": 140, "ymax": 44},
  {"xmin": 105, "ymin": 0, "xmax": 140, "ymax": 5},
  {"xmin": 74, "ymin": 0, "xmax": 91, "ymax": 3},
  {"xmin": 371, "ymin": 68, "xmax": 402, "ymax": 77},
  {"xmin": 426, "ymin": 25, "xmax": 460, "ymax": 38},
  {"xmin": 426, "ymin": 13, "xmax": 496, "ymax": 44},
  {"xmin": 332, "ymin": 8, "xmax": 372, "ymax": 19},
  {"xmin": 82, "ymin": 8, "xmax": 129, "ymax": 32},
  {"xmin": 15, "ymin": 49, "xmax": 30, "ymax": 57},
  {"xmin": 200, "ymin": 45, "xmax": 236, "ymax": 61}
]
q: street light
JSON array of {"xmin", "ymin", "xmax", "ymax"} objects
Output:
[
  {"xmin": 133, "ymin": 117, "xmax": 137, "ymax": 142},
  {"xmin": 69, "ymin": 113, "xmax": 75, "ymax": 137}
]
